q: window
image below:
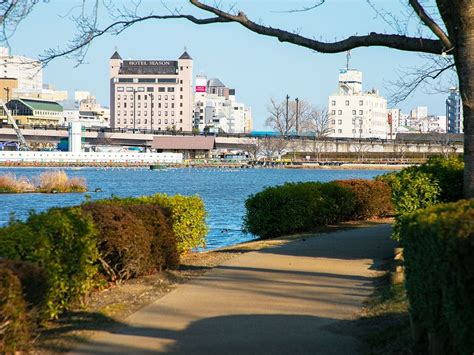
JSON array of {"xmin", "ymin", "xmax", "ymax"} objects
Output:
[
  {"xmin": 117, "ymin": 94, "xmax": 121, "ymax": 100},
  {"xmin": 117, "ymin": 87, "xmax": 124, "ymax": 92},
  {"xmin": 130, "ymin": 94, "xmax": 133, "ymax": 100},
  {"xmin": 338, "ymin": 129, "xmax": 342, "ymax": 133},
  {"xmin": 167, "ymin": 87, "xmax": 175, "ymax": 92},
  {"xmin": 138, "ymin": 103, "xmax": 141, "ymax": 108},
  {"xmin": 144, "ymin": 111, "xmax": 147, "ymax": 116},
  {"xmin": 345, "ymin": 100, "xmax": 349, "ymax": 106},
  {"xmin": 165, "ymin": 103, "xmax": 168, "ymax": 108},
  {"xmin": 158, "ymin": 103, "xmax": 162, "ymax": 108},
  {"xmin": 144, "ymin": 119, "xmax": 147, "ymax": 124},
  {"xmin": 180, "ymin": 87, "xmax": 183, "ymax": 92},
  {"xmin": 165, "ymin": 95, "xmax": 168, "ymax": 100},
  {"xmin": 171, "ymin": 103, "xmax": 175, "ymax": 108},
  {"xmin": 117, "ymin": 111, "xmax": 120, "ymax": 116},
  {"xmin": 165, "ymin": 119, "xmax": 168, "ymax": 124},
  {"xmin": 180, "ymin": 66, "xmax": 183, "ymax": 71},
  {"xmin": 117, "ymin": 119, "xmax": 120, "ymax": 124},
  {"xmin": 144, "ymin": 103, "xmax": 148, "ymax": 108},
  {"xmin": 138, "ymin": 111, "xmax": 141, "ymax": 116},
  {"xmin": 352, "ymin": 129, "xmax": 356, "ymax": 133},
  {"xmin": 138, "ymin": 95, "xmax": 141, "ymax": 100},
  {"xmin": 359, "ymin": 110, "xmax": 363, "ymax": 115},
  {"xmin": 180, "ymin": 119, "xmax": 183, "ymax": 123},
  {"xmin": 352, "ymin": 110, "xmax": 356, "ymax": 115},
  {"xmin": 137, "ymin": 119, "xmax": 141, "ymax": 124},
  {"xmin": 171, "ymin": 111, "xmax": 175, "ymax": 116},
  {"xmin": 158, "ymin": 95, "xmax": 161, "ymax": 100},
  {"xmin": 180, "ymin": 111, "xmax": 183, "ymax": 115},
  {"xmin": 124, "ymin": 102, "xmax": 127, "ymax": 108},
  {"xmin": 180, "ymin": 95, "xmax": 183, "ymax": 99},
  {"xmin": 137, "ymin": 87, "xmax": 145, "ymax": 92},
  {"xmin": 130, "ymin": 111, "xmax": 133, "ymax": 115},
  {"xmin": 171, "ymin": 119, "xmax": 175, "ymax": 124},
  {"xmin": 124, "ymin": 119, "xmax": 127, "ymax": 124},
  {"xmin": 147, "ymin": 87, "xmax": 154, "ymax": 92},
  {"xmin": 359, "ymin": 100, "xmax": 363, "ymax": 106},
  {"xmin": 165, "ymin": 111, "xmax": 168, "ymax": 116},
  {"xmin": 180, "ymin": 103, "xmax": 183, "ymax": 107},
  {"xmin": 331, "ymin": 119, "xmax": 336, "ymax": 125},
  {"xmin": 171, "ymin": 95, "xmax": 175, "ymax": 100},
  {"xmin": 117, "ymin": 103, "xmax": 121, "ymax": 108},
  {"xmin": 180, "ymin": 80, "xmax": 183, "ymax": 84},
  {"xmin": 158, "ymin": 119, "xmax": 161, "ymax": 124},
  {"xmin": 126, "ymin": 87, "xmax": 133, "ymax": 92},
  {"xmin": 158, "ymin": 111, "xmax": 162, "ymax": 116},
  {"xmin": 158, "ymin": 87, "xmax": 165, "ymax": 92},
  {"xmin": 331, "ymin": 110, "xmax": 335, "ymax": 115},
  {"xmin": 158, "ymin": 78, "xmax": 176, "ymax": 83},
  {"xmin": 338, "ymin": 110, "xmax": 342, "ymax": 115},
  {"xmin": 338, "ymin": 119, "xmax": 342, "ymax": 124},
  {"xmin": 331, "ymin": 100, "xmax": 336, "ymax": 106}
]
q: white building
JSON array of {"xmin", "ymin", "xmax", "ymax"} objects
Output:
[
  {"xmin": 328, "ymin": 69, "xmax": 388, "ymax": 139},
  {"xmin": 410, "ymin": 106, "xmax": 428, "ymax": 120},
  {"xmin": 193, "ymin": 75, "xmax": 252, "ymax": 134},
  {"xmin": 60, "ymin": 93, "xmax": 110, "ymax": 128},
  {"xmin": 110, "ymin": 50, "xmax": 194, "ymax": 132},
  {"xmin": 0, "ymin": 47, "xmax": 42, "ymax": 91}
]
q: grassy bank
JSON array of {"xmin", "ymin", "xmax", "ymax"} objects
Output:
[{"xmin": 0, "ymin": 171, "xmax": 87, "ymax": 193}]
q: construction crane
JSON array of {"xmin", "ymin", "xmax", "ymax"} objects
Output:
[{"xmin": 0, "ymin": 98, "xmax": 29, "ymax": 150}]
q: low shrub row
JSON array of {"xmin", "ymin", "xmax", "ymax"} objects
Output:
[
  {"xmin": 399, "ymin": 199, "xmax": 474, "ymax": 354},
  {"xmin": 0, "ymin": 193, "xmax": 207, "ymax": 352},
  {"xmin": 244, "ymin": 179, "xmax": 392, "ymax": 239}
]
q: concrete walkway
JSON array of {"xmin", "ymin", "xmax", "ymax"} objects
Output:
[{"xmin": 72, "ymin": 224, "xmax": 395, "ymax": 354}]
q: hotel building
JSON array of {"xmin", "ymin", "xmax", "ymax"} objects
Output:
[
  {"xmin": 328, "ymin": 69, "xmax": 388, "ymax": 139},
  {"xmin": 109, "ymin": 50, "xmax": 193, "ymax": 131}
]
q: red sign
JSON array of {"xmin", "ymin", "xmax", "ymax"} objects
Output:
[{"xmin": 195, "ymin": 86, "xmax": 206, "ymax": 93}]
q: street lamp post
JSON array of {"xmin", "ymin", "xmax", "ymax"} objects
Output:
[{"xmin": 295, "ymin": 97, "xmax": 299, "ymax": 135}]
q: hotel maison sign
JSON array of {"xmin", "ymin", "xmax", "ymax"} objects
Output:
[
  {"xmin": 125, "ymin": 60, "xmax": 175, "ymax": 66},
  {"xmin": 121, "ymin": 60, "xmax": 178, "ymax": 75}
]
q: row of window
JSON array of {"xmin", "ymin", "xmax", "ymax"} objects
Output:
[
  {"xmin": 117, "ymin": 94, "xmax": 181, "ymax": 101},
  {"xmin": 331, "ymin": 99, "xmax": 386, "ymax": 108},
  {"xmin": 331, "ymin": 109, "xmax": 364, "ymax": 116},
  {"xmin": 116, "ymin": 110, "xmax": 184, "ymax": 117},
  {"xmin": 117, "ymin": 102, "xmax": 178, "ymax": 109},
  {"xmin": 117, "ymin": 78, "xmax": 181, "ymax": 84},
  {"xmin": 116, "ymin": 86, "xmax": 183, "ymax": 93},
  {"xmin": 115, "ymin": 118, "xmax": 183, "ymax": 125}
]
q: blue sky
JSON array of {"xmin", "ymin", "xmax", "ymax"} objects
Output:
[{"xmin": 5, "ymin": 0, "xmax": 452, "ymax": 130}]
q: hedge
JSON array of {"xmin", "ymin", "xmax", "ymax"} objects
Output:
[
  {"xmin": 399, "ymin": 199, "xmax": 474, "ymax": 354},
  {"xmin": 0, "ymin": 208, "xmax": 99, "ymax": 319},
  {"xmin": 244, "ymin": 182, "xmax": 356, "ymax": 239},
  {"xmin": 0, "ymin": 267, "xmax": 31, "ymax": 353},
  {"xmin": 81, "ymin": 202, "xmax": 178, "ymax": 281},
  {"xmin": 334, "ymin": 179, "xmax": 393, "ymax": 219},
  {"xmin": 107, "ymin": 194, "xmax": 209, "ymax": 255}
]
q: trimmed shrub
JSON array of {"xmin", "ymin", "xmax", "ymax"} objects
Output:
[
  {"xmin": 0, "ymin": 267, "xmax": 31, "ymax": 353},
  {"xmin": 335, "ymin": 179, "xmax": 393, "ymax": 219},
  {"xmin": 81, "ymin": 202, "xmax": 178, "ymax": 281},
  {"xmin": 0, "ymin": 208, "xmax": 99, "ymax": 319},
  {"xmin": 244, "ymin": 182, "xmax": 356, "ymax": 239},
  {"xmin": 137, "ymin": 194, "xmax": 208, "ymax": 254},
  {"xmin": 399, "ymin": 199, "xmax": 474, "ymax": 354},
  {"xmin": 0, "ymin": 260, "xmax": 49, "ymax": 312}
]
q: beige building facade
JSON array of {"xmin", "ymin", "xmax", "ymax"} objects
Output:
[{"xmin": 109, "ymin": 50, "xmax": 193, "ymax": 132}]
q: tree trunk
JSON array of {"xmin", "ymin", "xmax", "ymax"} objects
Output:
[{"xmin": 439, "ymin": 1, "xmax": 474, "ymax": 198}]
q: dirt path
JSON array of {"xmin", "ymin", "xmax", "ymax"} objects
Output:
[{"xmin": 71, "ymin": 224, "xmax": 395, "ymax": 354}]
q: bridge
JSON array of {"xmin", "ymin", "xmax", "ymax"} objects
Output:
[{"xmin": 0, "ymin": 125, "xmax": 464, "ymax": 155}]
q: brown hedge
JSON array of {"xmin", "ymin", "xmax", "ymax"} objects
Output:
[
  {"xmin": 0, "ymin": 267, "xmax": 31, "ymax": 353},
  {"xmin": 335, "ymin": 179, "xmax": 393, "ymax": 219},
  {"xmin": 82, "ymin": 202, "xmax": 178, "ymax": 281}
]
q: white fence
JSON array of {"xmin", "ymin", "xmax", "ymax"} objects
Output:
[{"xmin": 0, "ymin": 151, "xmax": 183, "ymax": 164}]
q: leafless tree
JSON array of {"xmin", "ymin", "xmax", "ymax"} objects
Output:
[
  {"xmin": 265, "ymin": 98, "xmax": 290, "ymax": 136},
  {"xmin": 2, "ymin": 0, "xmax": 473, "ymax": 197},
  {"xmin": 304, "ymin": 108, "xmax": 332, "ymax": 138},
  {"xmin": 241, "ymin": 138, "xmax": 262, "ymax": 161}
]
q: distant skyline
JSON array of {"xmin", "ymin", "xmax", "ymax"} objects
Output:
[{"xmin": 5, "ymin": 1, "xmax": 453, "ymax": 130}]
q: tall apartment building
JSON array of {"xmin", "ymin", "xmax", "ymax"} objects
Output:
[
  {"xmin": 328, "ymin": 69, "xmax": 388, "ymax": 139},
  {"xmin": 0, "ymin": 47, "xmax": 42, "ymax": 92},
  {"xmin": 109, "ymin": 50, "xmax": 193, "ymax": 131},
  {"xmin": 446, "ymin": 88, "xmax": 463, "ymax": 133},
  {"xmin": 193, "ymin": 74, "xmax": 252, "ymax": 133}
]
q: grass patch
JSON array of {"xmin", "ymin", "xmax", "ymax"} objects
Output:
[
  {"xmin": 0, "ymin": 171, "xmax": 87, "ymax": 193},
  {"xmin": 357, "ymin": 273, "xmax": 412, "ymax": 354}
]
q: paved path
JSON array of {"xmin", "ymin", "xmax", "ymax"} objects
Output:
[{"xmin": 73, "ymin": 224, "xmax": 395, "ymax": 354}]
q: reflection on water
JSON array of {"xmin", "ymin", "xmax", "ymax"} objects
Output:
[{"xmin": 0, "ymin": 167, "xmax": 386, "ymax": 250}]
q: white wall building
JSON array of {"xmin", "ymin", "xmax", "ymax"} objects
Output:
[
  {"xmin": 193, "ymin": 75, "xmax": 252, "ymax": 134},
  {"xmin": 110, "ymin": 50, "xmax": 193, "ymax": 132},
  {"xmin": 328, "ymin": 69, "xmax": 388, "ymax": 139},
  {"xmin": 0, "ymin": 47, "xmax": 42, "ymax": 91}
]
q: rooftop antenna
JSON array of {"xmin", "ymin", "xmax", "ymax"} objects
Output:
[{"xmin": 346, "ymin": 50, "xmax": 351, "ymax": 69}]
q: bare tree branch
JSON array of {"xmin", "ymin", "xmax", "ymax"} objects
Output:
[{"xmin": 408, "ymin": 0, "xmax": 453, "ymax": 51}]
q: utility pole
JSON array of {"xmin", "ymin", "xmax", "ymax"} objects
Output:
[
  {"xmin": 285, "ymin": 94, "xmax": 289, "ymax": 136},
  {"xmin": 295, "ymin": 97, "xmax": 299, "ymax": 135}
]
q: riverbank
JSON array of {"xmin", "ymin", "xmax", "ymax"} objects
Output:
[
  {"xmin": 34, "ymin": 218, "xmax": 393, "ymax": 354},
  {"xmin": 0, "ymin": 161, "xmax": 408, "ymax": 170}
]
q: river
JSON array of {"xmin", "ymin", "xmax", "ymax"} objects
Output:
[{"xmin": 0, "ymin": 167, "xmax": 387, "ymax": 250}]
